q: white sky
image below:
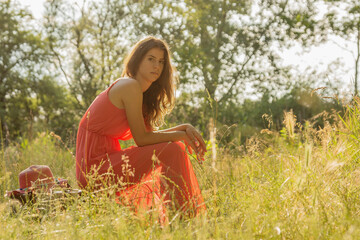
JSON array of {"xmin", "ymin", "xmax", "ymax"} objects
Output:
[
  {"xmin": 21, "ymin": 0, "xmax": 45, "ymax": 19},
  {"xmin": 20, "ymin": 0, "xmax": 356, "ymax": 95}
]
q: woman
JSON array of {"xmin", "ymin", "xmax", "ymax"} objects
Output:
[{"xmin": 76, "ymin": 36, "xmax": 206, "ymax": 216}]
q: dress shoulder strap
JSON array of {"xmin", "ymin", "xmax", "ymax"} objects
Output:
[{"xmin": 106, "ymin": 79, "xmax": 120, "ymax": 93}]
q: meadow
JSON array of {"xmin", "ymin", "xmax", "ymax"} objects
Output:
[{"xmin": 1, "ymin": 99, "xmax": 360, "ymax": 240}]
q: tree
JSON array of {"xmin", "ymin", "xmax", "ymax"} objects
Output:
[
  {"xmin": 0, "ymin": 0, "xmax": 77, "ymax": 143},
  {"xmin": 322, "ymin": 0, "xmax": 360, "ymax": 96},
  {"xmin": 0, "ymin": 0, "xmax": 48, "ymax": 142},
  {"xmin": 34, "ymin": 76, "xmax": 78, "ymax": 140},
  {"xmin": 38, "ymin": 0, "xmax": 335, "ymax": 137},
  {"xmin": 43, "ymin": 0, "xmax": 133, "ymax": 112},
  {"xmin": 130, "ymin": 0, "xmax": 326, "ymax": 123}
]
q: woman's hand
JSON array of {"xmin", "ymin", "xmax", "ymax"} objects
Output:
[{"xmin": 184, "ymin": 124, "xmax": 207, "ymax": 162}]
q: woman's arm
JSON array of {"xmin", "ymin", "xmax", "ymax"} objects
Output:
[
  {"xmin": 157, "ymin": 124, "xmax": 189, "ymax": 133},
  {"xmin": 157, "ymin": 124, "xmax": 206, "ymax": 158},
  {"xmin": 109, "ymin": 79, "xmax": 204, "ymax": 158}
]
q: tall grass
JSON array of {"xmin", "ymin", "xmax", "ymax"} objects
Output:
[{"xmin": 2, "ymin": 99, "xmax": 360, "ymax": 239}]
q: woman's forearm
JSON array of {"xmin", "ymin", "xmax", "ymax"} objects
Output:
[
  {"xmin": 133, "ymin": 124, "xmax": 205, "ymax": 160},
  {"xmin": 156, "ymin": 124, "xmax": 190, "ymax": 133},
  {"xmin": 135, "ymin": 130, "xmax": 187, "ymax": 147}
]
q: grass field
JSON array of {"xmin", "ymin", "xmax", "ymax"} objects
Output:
[{"xmin": 1, "ymin": 100, "xmax": 360, "ymax": 239}]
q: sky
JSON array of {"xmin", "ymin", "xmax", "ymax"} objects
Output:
[
  {"xmin": 21, "ymin": 0, "xmax": 44, "ymax": 19},
  {"xmin": 20, "ymin": 0, "xmax": 356, "ymax": 95}
]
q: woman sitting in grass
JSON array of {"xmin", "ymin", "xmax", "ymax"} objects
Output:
[{"xmin": 75, "ymin": 36, "xmax": 206, "ymax": 217}]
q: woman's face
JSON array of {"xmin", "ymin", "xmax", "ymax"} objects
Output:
[{"xmin": 136, "ymin": 47, "xmax": 165, "ymax": 85}]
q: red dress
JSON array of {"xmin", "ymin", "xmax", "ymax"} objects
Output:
[{"xmin": 76, "ymin": 80, "xmax": 205, "ymax": 216}]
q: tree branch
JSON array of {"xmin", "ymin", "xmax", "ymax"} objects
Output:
[{"xmin": 218, "ymin": 51, "xmax": 255, "ymax": 103}]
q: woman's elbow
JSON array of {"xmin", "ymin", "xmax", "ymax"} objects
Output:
[
  {"xmin": 133, "ymin": 132, "xmax": 151, "ymax": 147},
  {"xmin": 136, "ymin": 142, "xmax": 147, "ymax": 147},
  {"xmin": 134, "ymin": 138, "xmax": 146, "ymax": 147}
]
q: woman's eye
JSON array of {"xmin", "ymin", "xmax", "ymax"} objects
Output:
[
  {"xmin": 148, "ymin": 58, "xmax": 154, "ymax": 61},
  {"xmin": 159, "ymin": 61, "xmax": 165, "ymax": 65}
]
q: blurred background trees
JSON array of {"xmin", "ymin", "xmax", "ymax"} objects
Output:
[
  {"xmin": 322, "ymin": 0, "xmax": 360, "ymax": 95},
  {"xmin": 1, "ymin": 0, "xmax": 353, "ymax": 147},
  {"xmin": 43, "ymin": 0, "xmax": 132, "ymax": 110},
  {"xmin": 0, "ymin": 0, "xmax": 76, "ymax": 144}
]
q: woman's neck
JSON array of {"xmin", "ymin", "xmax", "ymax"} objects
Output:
[{"xmin": 134, "ymin": 75, "xmax": 152, "ymax": 92}]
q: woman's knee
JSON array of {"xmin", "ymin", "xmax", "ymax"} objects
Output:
[
  {"xmin": 158, "ymin": 141, "xmax": 186, "ymax": 157},
  {"xmin": 168, "ymin": 141, "xmax": 186, "ymax": 152}
]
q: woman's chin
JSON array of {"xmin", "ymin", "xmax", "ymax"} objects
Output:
[{"xmin": 148, "ymin": 77, "xmax": 158, "ymax": 83}]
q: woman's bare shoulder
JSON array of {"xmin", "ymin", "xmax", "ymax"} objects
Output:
[
  {"xmin": 108, "ymin": 78, "xmax": 141, "ymax": 109},
  {"xmin": 110, "ymin": 78, "xmax": 141, "ymax": 94}
]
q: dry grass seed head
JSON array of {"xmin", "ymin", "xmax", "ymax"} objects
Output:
[
  {"xmin": 262, "ymin": 113, "xmax": 273, "ymax": 129},
  {"xmin": 283, "ymin": 110, "xmax": 296, "ymax": 139},
  {"xmin": 245, "ymin": 135, "xmax": 268, "ymax": 158}
]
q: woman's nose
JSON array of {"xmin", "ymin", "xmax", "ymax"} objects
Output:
[{"xmin": 153, "ymin": 61, "xmax": 160, "ymax": 68}]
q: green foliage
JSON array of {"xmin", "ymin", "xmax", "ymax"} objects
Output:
[
  {"xmin": 128, "ymin": 0, "xmax": 330, "ymax": 125},
  {"xmin": 43, "ymin": 0, "xmax": 132, "ymax": 111},
  {"xmin": 322, "ymin": 0, "xmax": 360, "ymax": 95},
  {"xmin": 0, "ymin": 0, "xmax": 76, "ymax": 142},
  {"xmin": 0, "ymin": 0, "xmax": 43, "ymax": 140},
  {"xmin": 0, "ymin": 0, "xmax": 354, "ymax": 147},
  {"xmin": 167, "ymin": 84, "xmax": 343, "ymax": 148},
  {"xmin": 34, "ymin": 77, "xmax": 78, "ymax": 138}
]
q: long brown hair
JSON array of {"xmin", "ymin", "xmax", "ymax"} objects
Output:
[{"xmin": 121, "ymin": 36, "xmax": 177, "ymax": 128}]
